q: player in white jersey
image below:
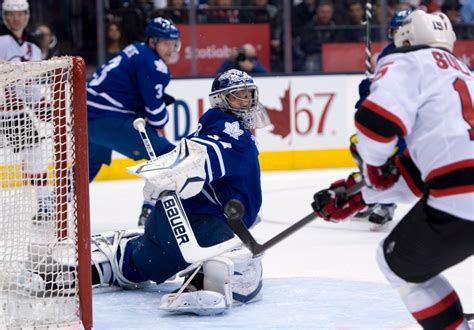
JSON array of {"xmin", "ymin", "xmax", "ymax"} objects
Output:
[
  {"xmin": 0, "ymin": 0, "xmax": 52, "ymax": 222},
  {"xmin": 312, "ymin": 10, "xmax": 474, "ymax": 329}
]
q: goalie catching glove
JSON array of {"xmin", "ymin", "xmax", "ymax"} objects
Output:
[
  {"xmin": 127, "ymin": 138, "xmax": 207, "ymax": 200},
  {"xmin": 350, "ymin": 134, "xmax": 400, "ymax": 191},
  {"xmin": 312, "ymin": 173, "xmax": 368, "ymax": 222}
]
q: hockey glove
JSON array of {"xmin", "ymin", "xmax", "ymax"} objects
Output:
[
  {"xmin": 363, "ymin": 162, "xmax": 399, "ymax": 191},
  {"xmin": 311, "ymin": 173, "xmax": 367, "ymax": 222},
  {"xmin": 163, "ymin": 93, "xmax": 175, "ymax": 106},
  {"xmin": 354, "ymin": 78, "xmax": 371, "ymax": 109},
  {"xmin": 349, "ymin": 134, "xmax": 400, "ymax": 191}
]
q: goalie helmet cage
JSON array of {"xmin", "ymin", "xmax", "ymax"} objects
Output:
[{"xmin": 0, "ymin": 57, "xmax": 92, "ymax": 329}]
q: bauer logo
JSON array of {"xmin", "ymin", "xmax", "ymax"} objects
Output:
[{"xmin": 162, "ymin": 197, "xmax": 190, "ymax": 246}]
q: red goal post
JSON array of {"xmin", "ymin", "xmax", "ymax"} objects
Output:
[{"xmin": 0, "ymin": 56, "xmax": 92, "ymax": 329}]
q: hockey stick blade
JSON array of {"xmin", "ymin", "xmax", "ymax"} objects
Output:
[{"xmin": 226, "ymin": 180, "xmax": 366, "ymax": 256}]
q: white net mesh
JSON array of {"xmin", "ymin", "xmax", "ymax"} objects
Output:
[{"xmin": 0, "ymin": 57, "xmax": 87, "ymax": 329}]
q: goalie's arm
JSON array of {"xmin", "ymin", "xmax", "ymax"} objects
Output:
[{"xmin": 188, "ymin": 135, "xmax": 230, "ymax": 184}]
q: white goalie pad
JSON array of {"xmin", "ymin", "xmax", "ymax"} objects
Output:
[
  {"xmin": 91, "ymin": 230, "xmax": 152, "ymax": 290},
  {"xmin": 127, "ymin": 138, "xmax": 207, "ymax": 200},
  {"xmin": 159, "ymin": 257, "xmax": 233, "ymax": 316},
  {"xmin": 224, "ymin": 248, "xmax": 263, "ymax": 304},
  {"xmin": 159, "ymin": 248, "xmax": 263, "ymax": 316}
]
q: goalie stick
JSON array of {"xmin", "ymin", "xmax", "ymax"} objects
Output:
[
  {"xmin": 133, "ymin": 118, "xmax": 157, "ymax": 160},
  {"xmin": 225, "ymin": 179, "xmax": 366, "ymax": 257},
  {"xmin": 132, "ymin": 118, "xmax": 241, "ymax": 263}
]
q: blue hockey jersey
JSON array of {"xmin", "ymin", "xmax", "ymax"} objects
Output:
[
  {"xmin": 182, "ymin": 108, "xmax": 262, "ymax": 228},
  {"xmin": 86, "ymin": 43, "xmax": 171, "ymax": 129}
]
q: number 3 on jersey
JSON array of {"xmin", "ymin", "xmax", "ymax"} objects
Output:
[
  {"xmin": 453, "ymin": 78, "xmax": 474, "ymax": 140},
  {"xmin": 89, "ymin": 56, "xmax": 122, "ymax": 87}
]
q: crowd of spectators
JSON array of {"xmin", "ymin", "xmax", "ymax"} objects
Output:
[
  {"xmin": 102, "ymin": 0, "xmax": 473, "ymax": 73},
  {"xmin": 15, "ymin": 0, "xmax": 474, "ymax": 74}
]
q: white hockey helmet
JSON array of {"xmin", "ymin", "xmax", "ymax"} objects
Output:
[
  {"xmin": 2, "ymin": 0, "xmax": 30, "ymax": 31},
  {"xmin": 2, "ymin": 0, "xmax": 29, "ymax": 11},
  {"xmin": 393, "ymin": 10, "xmax": 456, "ymax": 52}
]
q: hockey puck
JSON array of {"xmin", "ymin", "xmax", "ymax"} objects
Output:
[{"xmin": 224, "ymin": 199, "xmax": 245, "ymax": 219}]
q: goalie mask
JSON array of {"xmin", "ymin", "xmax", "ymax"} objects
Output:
[
  {"xmin": 394, "ymin": 10, "xmax": 456, "ymax": 52},
  {"xmin": 209, "ymin": 69, "xmax": 270, "ymax": 130}
]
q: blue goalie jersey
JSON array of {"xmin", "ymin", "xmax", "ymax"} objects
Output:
[
  {"xmin": 182, "ymin": 108, "xmax": 262, "ymax": 228},
  {"xmin": 86, "ymin": 43, "xmax": 171, "ymax": 129}
]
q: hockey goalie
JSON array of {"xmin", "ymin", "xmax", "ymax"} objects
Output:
[{"xmin": 15, "ymin": 69, "xmax": 269, "ymax": 316}]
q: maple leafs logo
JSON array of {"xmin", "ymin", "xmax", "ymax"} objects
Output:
[
  {"xmin": 154, "ymin": 59, "xmax": 168, "ymax": 74},
  {"xmin": 264, "ymin": 86, "xmax": 291, "ymax": 139},
  {"xmin": 223, "ymin": 121, "xmax": 244, "ymax": 140}
]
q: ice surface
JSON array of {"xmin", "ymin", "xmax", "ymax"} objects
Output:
[{"xmin": 90, "ymin": 168, "xmax": 473, "ymax": 329}]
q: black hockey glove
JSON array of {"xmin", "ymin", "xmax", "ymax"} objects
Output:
[{"xmin": 163, "ymin": 93, "xmax": 175, "ymax": 106}]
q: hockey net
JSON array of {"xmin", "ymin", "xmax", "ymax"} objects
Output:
[{"xmin": 0, "ymin": 57, "xmax": 91, "ymax": 329}]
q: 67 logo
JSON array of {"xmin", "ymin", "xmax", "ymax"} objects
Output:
[{"xmin": 263, "ymin": 86, "xmax": 335, "ymax": 139}]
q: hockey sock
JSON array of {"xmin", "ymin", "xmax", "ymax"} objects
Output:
[{"xmin": 401, "ymin": 276, "xmax": 468, "ymax": 329}]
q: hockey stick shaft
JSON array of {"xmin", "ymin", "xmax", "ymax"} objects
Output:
[
  {"xmin": 226, "ymin": 179, "xmax": 366, "ymax": 256},
  {"xmin": 365, "ymin": 0, "xmax": 373, "ymax": 78},
  {"xmin": 133, "ymin": 118, "xmax": 157, "ymax": 160}
]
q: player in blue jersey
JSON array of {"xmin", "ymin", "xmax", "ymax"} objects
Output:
[
  {"xmin": 84, "ymin": 69, "xmax": 269, "ymax": 315},
  {"xmin": 87, "ymin": 17, "xmax": 180, "ymax": 225},
  {"xmin": 353, "ymin": 9, "xmax": 411, "ymax": 231}
]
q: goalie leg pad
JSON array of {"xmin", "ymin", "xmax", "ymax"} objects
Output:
[
  {"xmin": 192, "ymin": 248, "xmax": 263, "ymax": 305},
  {"xmin": 224, "ymin": 248, "xmax": 263, "ymax": 304},
  {"xmin": 91, "ymin": 230, "xmax": 152, "ymax": 289},
  {"xmin": 159, "ymin": 247, "xmax": 263, "ymax": 316},
  {"xmin": 202, "ymin": 256, "xmax": 234, "ymax": 307},
  {"xmin": 159, "ymin": 257, "xmax": 234, "ymax": 316}
]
